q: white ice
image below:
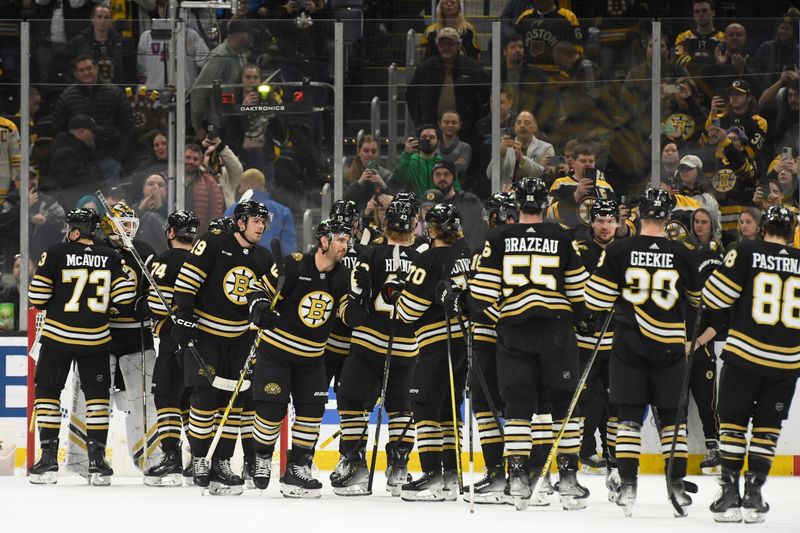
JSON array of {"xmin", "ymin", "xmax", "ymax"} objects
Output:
[{"xmin": 1, "ymin": 473, "xmax": 798, "ymax": 532}]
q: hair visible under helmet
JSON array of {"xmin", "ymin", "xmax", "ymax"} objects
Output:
[
  {"xmin": 760, "ymin": 204, "xmax": 797, "ymax": 242},
  {"xmin": 424, "ymin": 202, "xmax": 462, "ymax": 245},
  {"xmin": 65, "ymin": 208, "xmax": 101, "ymax": 240}
]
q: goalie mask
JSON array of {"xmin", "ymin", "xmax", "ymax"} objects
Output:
[
  {"xmin": 64, "ymin": 208, "xmax": 101, "ymax": 239},
  {"xmin": 101, "ymin": 202, "xmax": 139, "ymax": 241}
]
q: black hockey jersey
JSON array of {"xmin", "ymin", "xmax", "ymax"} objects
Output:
[
  {"xmin": 326, "ymin": 243, "xmax": 362, "ymax": 356},
  {"xmin": 396, "ymin": 240, "xmax": 471, "ymax": 350},
  {"xmin": 28, "ymin": 241, "xmax": 136, "ymax": 351},
  {"xmin": 585, "ymin": 236, "xmax": 701, "ymax": 346},
  {"xmin": 252, "ymin": 251, "xmax": 350, "ymax": 360},
  {"xmin": 104, "ymin": 239, "xmax": 156, "ymax": 351},
  {"xmin": 174, "ymin": 230, "xmax": 273, "ymax": 338},
  {"xmin": 514, "ymin": 7, "xmax": 583, "ymax": 77},
  {"xmin": 148, "ymin": 247, "xmax": 190, "ymax": 337},
  {"xmin": 674, "ymin": 29, "xmax": 725, "ymax": 70},
  {"xmin": 575, "ymin": 238, "xmax": 614, "ymax": 351},
  {"xmin": 702, "ymin": 240, "xmax": 800, "ymax": 377},
  {"xmin": 470, "ymin": 222, "xmax": 589, "ymax": 325},
  {"xmin": 344, "ymin": 244, "xmax": 421, "ymax": 364}
]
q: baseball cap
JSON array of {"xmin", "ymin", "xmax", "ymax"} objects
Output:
[
  {"xmin": 726, "ymin": 125, "xmax": 749, "ymax": 144},
  {"xmin": 678, "ymin": 155, "xmax": 703, "ymax": 170},
  {"xmin": 68, "ymin": 114, "xmax": 98, "ymax": 132},
  {"xmin": 421, "ymin": 189, "xmax": 445, "ymax": 207},
  {"xmin": 436, "ymin": 27, "xmax": 460, "ymax": 43},
  {"xmin": 729, "ymin": 79, "xmax": 752, "ymax": 95}
]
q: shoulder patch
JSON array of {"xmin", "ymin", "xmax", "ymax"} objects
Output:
[
  {"xmin": 291, "ymin": 252, "xmax": 304, "ymax": 262},
  {"xmin": 211, "ymin": 229, "xmax": 222, "ymax": 235}
]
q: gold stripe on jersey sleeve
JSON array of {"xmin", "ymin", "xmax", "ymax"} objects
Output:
[
  {"xmin": 711, "ymin": 271, "xmax": 742, "ymax": 293},
  {"xmin": 396, "ymin": 290, "xmax": 431, "ymax": 323},
  {"xmin": 325, "ymin": 332, "xmax": 351, "ymax": 355}
]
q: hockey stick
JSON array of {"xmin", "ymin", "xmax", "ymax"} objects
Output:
[
  {"xmin": 464, "ymin": 316, "xmax": 475, "ymax": 513},
  {"xmin": 95, "ymin": 191, "xmax": 244, "ymax": 393},
  {"xmin": 366, "ymin": 244, "xmax": 401, "ymax": 493},
  {"xmin": 667, "ymin": 304, "xmax": 705, "ymax": 518},
  {"xmin": 439, "ymin": 281, "xmax": 463, "ymax": 494},
  {"xmin": 530, "ymin": 310, "xmax": 615, "ymax": 497},
  {"xmin": 140, "ymin": 320, "xmax": 148, "ymax": 470}
]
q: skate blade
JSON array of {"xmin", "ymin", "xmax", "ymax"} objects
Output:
[
  {"xmin": 332, "ymin": 484, "xmax": 371, "ymax": 496},
  {"xmin": 622, "ymin": 504, "xmax": 633, "ymax": 518},
  {"xmin": 29, "ymin": 471, "xmax": 58, "ymax": 485},
  {"xmin": 701, "ymin": 465, "xmax": 721, "ymax": 476},
  {"xmin": 89, "ymin": 473, "xmax": 111, "ymax": 486},
  {"xmin": 465, "ymin": 492, "xmax": 505, "ymax": 504},
  {"xmin": 580, "ymin": 464, "xmax": 605, "ymax": 476},
  {"xmin": 712, "ymin": 508, "xmax": 743, "ymax": 523},
  {"xmin": 742, "ymin": 508, "xmax": 765, "ymax": 524},
  {"xmin": 144, "ymin": 473, "xmax": 183, "ymax": 487},
  {"xmin": 560, "ymin": 494, "xmax": 588, "ymax": 510},
  {"xmin": 386, "ymin": 484, "xmax": 402, "ymax": 497},
  {"xmin": 184, "ymin": 476, "xmax": 196, "ymax": 487},
  {"xmin": 280, "ymin": 483, "xmax": 322, "ymax": 499},
  {"xmin": 208, "ymin": 481, "xmax": 244, "ymax": 496},
  {"xmin": 400, "ymin": 489, "xmax": 445, "ymax": 502}
]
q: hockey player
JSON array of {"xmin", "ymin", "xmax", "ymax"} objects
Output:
[
  {"xmin": 28, "ymin": 208, "xmax": 136, "ymax": 485},
  {"xmin": 469, "ymin": 177, "xmax": 590, "ymax": 511},
  {"xmin": 172, "ymin": 200, "xmax": 273, "ymax": 494},
  {"xmin": 704, "ymin": 205, "xmax": 799, "ymax": 524},
  {"xmin": 330, "ymin": 196, "xmax": 422, "ymax": 496},
  {"xmin": 463, "ymin": 191, "xmax": 518, "ymax": 504},
  {"xmin": 391, "ymin": 203, "xmax": 471, "ymax": 502},
  {"xmin": 247, "ymin": 219, "xmax": 352, "ymax": 497},
  {"xmin": 585, "ymin": 188, "xmax": 702, "ymax": 517},
  {"xmin": 144, "ymin": 210, "xmax": 199, "ymax": 486}
]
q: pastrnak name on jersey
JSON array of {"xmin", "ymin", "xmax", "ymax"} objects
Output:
[{"xmin": 750, "ymin": 253, "xmax": 800, "ymax": 273}]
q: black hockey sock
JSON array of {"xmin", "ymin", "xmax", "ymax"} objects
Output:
[
  {"xmin": 212, "ymin": 405, "xmax": 243, "ymax": 460},
  {"xmin": 580, "ymin": 397, "xmax": 606, "ymax": 457},
  {"xmin": 660, "ymin": 424, "xmax": 688, "ymax": 478},
  {"xmin": 606, "ymin": 416, "xmax": 618, "ymax": 466},
  {"xmin": 529, "ymin": 415, "xmax": 553, "ymax": 468},
  {"xmin": 747, "ymin": 427, "xmax": 780, "ymax": 477},
  {"xmin": 240, "ymin": 409, "xmax": 255, "ymax": 456},
  {"xmin": 504, "ymin": 418, "xmax": 532, "ymax": 460},
  {"xmin": 34, "ymin": 390, "xmax": 62, "ymax": 442},
  {"xmin": 554, "ymin": 417, "xmax": 583, "ymax": 456},
  {"xmin": 720, "ymin": 422, "xmax": 747, "ymax": 472},
  {"xmin": 474, "ymin": 410, "xmax": 503, "ymax": 467},
  {"xmin": 339, "ymin": 409, "xmax": 369, "ymax": 457},
  {"xmin": 187, "ymin": 388, "xmax": 219, "ymax": 457},
  {"xmin": 615, "ymin": 420, "xmax": 642, "ymax": 480}
]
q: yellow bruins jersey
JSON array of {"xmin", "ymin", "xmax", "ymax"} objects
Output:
[
  {"xmin": 586, "ymin": 235, "xmax": 701, "ymax": 346},
  {"xmin": 28, "ymin": 241, "xmax": 136, "ymax": 351},
  {"xmin": 148, "ymin": 247, "xmax": 190, "ymax": 337},
  {"xmin": 702, "ymin": 240, "xmax": 800, "ymax": 377},
  {"xmin": 0, "ymin": 115, "xmax": 21, "ymax": 203},
  {"xmin": 547, "ymin": 173, "xmax": 616, "ymax": 228},
  {"xmin": 173, "ymin": 230, "xmax": 273, "ymax": 338}
]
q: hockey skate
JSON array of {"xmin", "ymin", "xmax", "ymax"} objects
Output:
[
  {"xmin": 505, "ymin": 457, "xmax": 532, "ymax": 511},
  {"xmin": 710, "ymin": 469, "xmax": 742, "ymax": 523},
  {"xmin": 87, "ymin": 440, "xmax": 113, "ymax": 486},
  {"xmin": 192, "ymin": 456, "xmax": 210, "ymax": 489},
  {"xmin": 742, "ymin": 471, "xmax": 769, "ymax": 523},
  {"xmin": 700, "ymin": 440, "xmax": 721, "ymax": 476},
  {"xmin": 208, "ymin": 458, "xmax": 244, "ymax": 496},
  {"xmin": 464, "ymin": 467, "xmax": 505, "ymax": 504},
  {"xmin": 580, "ymin": 453, "xmax": 607, "ymax": 475},
  {"xmin": 556, "ymin": 458, "xmax": 590, "ymax": 510},
  {"xmin": 280, "ymin": 452, "xmax": 322, "ymax": 499},
  {"xmin": 144, "ymin": 450, "xmax": 183, "ymax": 487},
  {"xmin": 385, "ymin": 444, "xmax": 412, "ymax": 496},
  {"xmin": 252, "ymin": 452, "xmax": 272, "ymax": 491},
  {"xmin": 400, "ymin": 471, "xmax": 445, "ymax": 502},
  {"xmin": 668, "ymin": 477, "xmax": 693, "ymax": 515},
  {"xmin": 605, "ymin": 466, "xmax": 621, "ymax": 503},
  {"xmin": 617, "ymin": 479, "xmax": 637, "ymax": 517},
  {"xmin": 331, "ymin": 453, "xmax": 371, "ymax": 496},
  {"xmin": 442, "ymin": 469, "xmax": 461, "ymax": 501},
  {"xmin": 183, "ymin": 459, "xmax": 196, "ymax": 486},
  {"xmin": 29, "ymin": 438, "xmax": 59, "ymax": 485},
  {"xmin": 528, "ymin": 468, "xmax": 553, "ymax": 507},
  {"xmin": 242, "ymin": 454, "xmax": 255, "ymax": 490}
]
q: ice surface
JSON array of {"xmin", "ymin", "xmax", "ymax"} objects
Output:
[{"xmin": 1, "ymin": 473, "xmax": 798, "ymax": 532}]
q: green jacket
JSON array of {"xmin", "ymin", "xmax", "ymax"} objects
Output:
[{"xmin": 391, "ymin": 152, "xmax": 461, "ymax": 197}]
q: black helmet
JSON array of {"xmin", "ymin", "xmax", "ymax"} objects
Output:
[
  {"xmin": 394, "ymin": 191, "xmax": 421, "ymax": 212},
  {"xmin": 590, "ymin": 199, "xmax": 620, "ymax": 222},
  {"xmin": 233, "ymin": 200, "xmax": 271, "ymax": 230},
  {"xmin": 384, "ymin": 198, "xmax": 415, "ymax": 233},
  {"xmin": 208, "ymin": 217, "xmax": 237, "ymax": 233},
  {"xmin": 316, "ymin": 218, "xmax": 352, "ymax": 242},
  {"xmin": 485, "ymin": 191, "xmax": 519, "ymax": 226},
  {"xmin": 65, "ymin": 208, "xmax": 101, "ymax": 239},
  {"xmin": 424, "ymin": 203, "xmax": 461, "ymax": 234},
  {"xmin": 166, "ymin": 210, "xmax": 199, "ymax": 240},
  {"xmin": 330, "ymin": 200, "xmax": 359, "ymax": 230},
  {"xmin": 760, "ymin": 205, "xmax": 797, "ymax": 241},
  {"xmin": 512, "ymin": 177, "xmax": 548, "ymax": 214},
  {"xmin": 638, "ymin": 188, "xmax": 674, "ymax": 220}
]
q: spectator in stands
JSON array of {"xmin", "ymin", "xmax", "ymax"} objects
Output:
[
  {"xmin": 437, "ymin": 110, "xmax": 471, "ymax": 175},
  {"xmin": 500, "ymin": 0, "xmax": 534, "ymax": 22},
  {"xmin": 76, "ymin": 194, "xmax": 103, "ymax": 215},
  {"xmin": 405, "ymin": 27, "xmax": 489, "ymax": 142},
  {"xmin": 65, "ymin": 4, "xmax": 134, "ymax": 85},
  {"xmin": 673, "ymin": 0, "xmax": 725, "ymax": 100},
  {"xmin": 392, "ymin": 125, "xmax": 449, "ymax": 198},
  {"xmin": 489, "ymin": 110, "xmax": 554, "ymax": 186},
  {"xmin": 471, "ymin": 86, "xmax": 516, "ymax": 199},
  {"xmin": 2, "ymin": 170, "xmax": 65, "ymax": 258},
  {"xmin": 500, "ymin": 30, "xmax": 545, "ymax": 117},
  {"xmin": 671, "ymin": 154, "xmax": 721, "ymax": 219},
  {"xmin": 730, "ymin": 207, "xmax": 761, "ymax": 248},
  {"xmin": 138, "ymin": 0, "xmax": 210, "ymax": 90},
  {"xmin": 687, "ymin": 207, "xmax": 722, "ymax": 256},
  {"xmin": 362, "ymin": 191, "xmax": 393, "ymax": 234},
  {"xmin": 763, "ymin": 151, "xmax": 799, "ymax": 208},
  {"xmin": 428, "ymin": 159, "xmax": 486, "ymax": 251},
  {"xmin": 754, "ymin": 9, "xmax": 800, "ymax": 86},
  {"xmin": 661, "ymin": 77, "xmax": 708, "ymax": 153},
  {"xmin": 513, "ymin": 0, "xmax": 582, "ymax": 80},
  {"xmin": 128, "ymin": 132, "xmax": 168, "ymax": 204},
  {"xmin": 0, "ymin": 115, "xmax": 20, "ymax": 206},
  {"xmin": 343, "ymin": 134, "xmax": 393, "ymax": 215},
  {"xmin": 200, "ymin": 133, "xmax": 243, "ymax": 207},
  {"xmin": 224, "ymin": 168, "xmax": 297, "ymax": 252},
  {"xmin": 51, "ymin": 55, "xmax": 133, "ymax": 184},
  {"xmin": 184, "ymin": 143, "xmax": 224, "ymax": 234},
  {"xmin": 707, "ymin": 79, "xmax": 769, "ymax": 167},
  {"xmin": 0, "ymin": 254, "xmax": 35, "ymax": 331},
  {"xmin": 660, "ymin": 142, "xmax": 681, "ymax": 184},
  {"xmin": 758, "ymin": 69, "xmax": 799, "ymax": 152},
  {"xmin": 274, "ymin": 0, "xmax": 332, "ymax": 80},
  {"xmin": 40, "ymin": 114, "xmax": 103, "ymax": 211},
  {"xmin": 191, "ymin": 19, "xmax": 253, "ymax": 139},
  {"xmin": 134, "ymin": 173, "xmax": 169, "ymax": 254},
  {"xmin": 10, "ymin": 87, "xmax": 43, "ymax": 171},
  {"xmin": 421, "ymin": 0, "xmax": 480, "ymax": 61},
  {"xmin": 705, "ymin": 23, "xmax": 766, "ymax": 97}
]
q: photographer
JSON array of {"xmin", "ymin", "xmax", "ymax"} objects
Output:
[
  {"xmin": 393, "ymin": 125, "xmax": 461, "ymax": 198},
  {"xmin": 200, "ymin": 126, "xmax": 243, "ymax": 208},
  {"xmin": 487, "ymin": 110, "xmax": 554, "ymax": 188},
  {"xmin": 343, "ymin": 134, "xmax": 393, "ymax": 215}
]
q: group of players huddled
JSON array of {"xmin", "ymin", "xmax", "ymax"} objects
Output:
[{"xmin": 25, "ymin": 177, "xmax": 799, "ymax": 523}]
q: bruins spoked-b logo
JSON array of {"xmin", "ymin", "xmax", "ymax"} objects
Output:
[
  {"xmin": 264, "ymin": 383, "xmax": 281, "ymax": 395},
  {"xmin": 224, "ymin": 266, "xmax": 256, "ymax": 305},
  {"xmin": 298, "ymin": 291, "xmax": 333, "ymax": 328}
]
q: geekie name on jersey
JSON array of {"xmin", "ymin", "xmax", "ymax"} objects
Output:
[{"xmin": 629, "ymin": 251, "xmax": 674, "ymax": 268}]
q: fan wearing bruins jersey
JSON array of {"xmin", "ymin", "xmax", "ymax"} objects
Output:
[
  {"xmin": 704, "ymin": 206, "xmax": 800, "ymax": 524},
  {"xmin": 143, "ymin": 210, "xmax": 199, "ymax": 487},
  {"xmin": 469, "ymin": 177, "xmax": 590, "ymax": 510},
  {"xmin": 329, "ymin": 197, "xmax": 421, "ymax": 497},
  {"xmin": 28, "ymin": 208, "xmax": 136, "ymax": 485},
  {"xmin": 172, "ymin": 200, "xmax": 273, "ymax": 493},
  {"xmin": 247, "ymin": 219, "xmax": 352, "ymax": 498},
  {"xmin": 389, "ymin": 203, "xmax": 470, "ymax": 502},
  {"xmin": 584, "ymin": 188, "xmax": 702, "ymax": 516},
  {"xmin": 513, "ymin": 3, "xmax": 583, "ymax": 79}
]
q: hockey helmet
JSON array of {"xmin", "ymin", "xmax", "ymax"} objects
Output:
[
  {"xmin": 424, "ymin": 203, "xmax": 461, "ymax": 234},
  {"xmin": 316, "ymin": 218, "xmax": 352, "ymax": 242},
  {"xmin": 760, "ymin": 205, "xmax": 797, "ymax": 241},
  {"xmin": 101, "ymin": 202, "xmax": 139, "ymax": 240},
  {"xmin": 394, "ymin": 191, "xmax": 421, "ymax": 212},
  {"xmin": 485, "ymin": 191, "xmax": 519, "ymax": 226},
  {"xmin": 384, "ymin": 198, "xmax": 416, "ymax": 233},
  {"xmin": 166, "ymin": 210, "xmax": 199, "ymax": 240},
  {"xmin": 209, "ymin": 217, "xmax": 237, "ymax": 233},
  {"xmin": 330, "ymin": 200, "xmax": 359, "ymax": 230},
  {"xmin": 512, "ymin": 177, "xmax": 548, "ymax": 214},
  {"xmin": 233, "ymin": 200, "xmax": 272, "ymax": 230},
  {"xmin": 638, "ymin": 188, "xmax": 674, "ymax": 220},
  {"xmin": 590, "ymin": 199, "xmax": 620, "ymax": 222},
  {"xmin": 65, "ymin": 208, "xmax": 101, "ymax": 239}
]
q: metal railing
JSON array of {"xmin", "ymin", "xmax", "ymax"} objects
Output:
[
  {"xmin": 387, "ymin": 63, "xmax": 399, "ymax": 167},
  {"xmin": 370, "ymin": 96, "xmax": 381, "ymax": 141}
]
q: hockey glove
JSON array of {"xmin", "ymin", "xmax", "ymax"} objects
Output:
[
  {"xmin": 435, "ymin": 279, "xmax": 466, "ymax": 317},
  {"xmin": 381, "ymin": 278, "xmax": 406, "ymax": 305},
  {"xmin": 172, "ymin": 311, "xmax": 199, "ymax": 344},
  {"xmin": 249, "ymin": 298, "xmax": 280, "ymax": 330},
  {"xmin": 350, "ymin": 264, "xmax": 372, "ymax": 304}
]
